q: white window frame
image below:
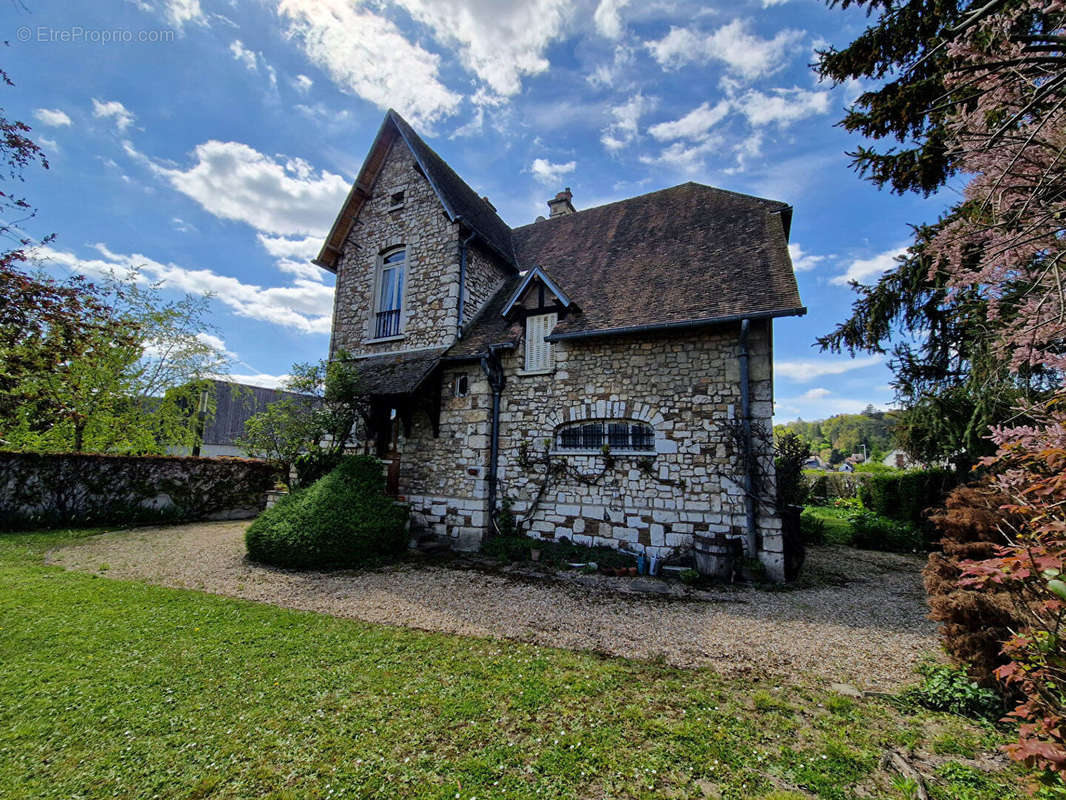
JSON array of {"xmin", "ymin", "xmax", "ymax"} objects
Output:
[
  {"xmin": 523, "ymin": 312, "xmax": 557, "ymax": 373},
  {"xmin": 368, "ymin": 246, "xmax": 407, "ymax": 341}
]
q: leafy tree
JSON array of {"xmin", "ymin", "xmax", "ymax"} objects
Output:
[
  {"xmin": 0, "ymin": 264, "xmax": 228, "ymax": 453},
  {"xmin": 238, "ymin": 353, "xmax": 370, "ymax": 488}
]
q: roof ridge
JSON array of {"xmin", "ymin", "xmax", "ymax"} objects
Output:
[{"xmin": 511, "ymin": 182, "xmax": 789, "ymax": 234}]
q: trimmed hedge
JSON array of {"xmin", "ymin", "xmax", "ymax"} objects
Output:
[
  {"xmin": 857, "ymin": 468, "xmax": 957, "ymax": 526},
  {"xmin": 245, "ymin": 456, "xmax": 408, "ymax": 569},
  {"xmin": 805, "ymin": 470, "xmax": 871, "ymax": 503},
  {"xmin": 0, "ymin": 450, "xmax": 279, "ymax": 530}
]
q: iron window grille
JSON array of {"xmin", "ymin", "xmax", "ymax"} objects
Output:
[{"xmin": 555, "ymin": 420, "xmax": 655, "ymax": 452}]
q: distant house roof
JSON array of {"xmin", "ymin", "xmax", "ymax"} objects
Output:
[{"xmin": 204, "ymin": 380, "xmax": 311, "ymax": 447}]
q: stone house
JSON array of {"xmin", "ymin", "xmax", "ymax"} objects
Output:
[{"xmin": 313, "ymin": 110, "xmax": 805, "ymax": 581}]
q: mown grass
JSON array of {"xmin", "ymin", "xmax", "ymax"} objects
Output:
[
  {"xmin": 0, "ymin": 527, "xmax": 1023, "ymax": 799},
  {"xmin": 803, "ymin": 505, "xmax": 857, "ymax": 546}
]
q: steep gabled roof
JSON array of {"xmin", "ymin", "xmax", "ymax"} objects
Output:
[{"xmin": 314, "ymin": 109, "xmax": 516, "ymax": 272}]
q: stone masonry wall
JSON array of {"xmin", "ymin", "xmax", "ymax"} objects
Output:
[
  {"xmin": 462, "ymin": 240, "xmax": 510, "ymax": 326},
  {"xmin": 330, "ymin": 141, "xmax": 460, "ymax": 358},
  {"xmin": 389, "ymin": 319, "xmax": 784, "ymax": 578}
]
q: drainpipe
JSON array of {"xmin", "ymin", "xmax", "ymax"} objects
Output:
[
  {"xmin": 738, "ymin": 318, "xmax": 757, "ymax": 557},
  {"xmin": 479, "ymin": 344, "xmax": 507, "ymax": 535},
  {"xmin": 457, "ymin": 226, "xmax": 477, "ymax": 339}
]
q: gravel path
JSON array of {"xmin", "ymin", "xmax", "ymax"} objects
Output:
[{"xmin": 49, "ymin": 521, "xmax": 939, "ymax": 688}]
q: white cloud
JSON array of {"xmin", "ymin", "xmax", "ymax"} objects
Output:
[
  {"xmin": 737, "ymin": 87, "xmax": 830, "ymax": 127},
  {"xmin": 162, "ymin": 0, "xmax": 206, "ymax": 29},
  {"xmin": 775, "ymin": 390, "xmax": 882, "ymax": 420},
  {"xmin": 39, "ymin": 243, "xmax": 334, "ymax": 335},
  {"xmin": 639, "ymin": 138, "xmax": 722, "ymax": 173},
  {"xmin": 38, "ymin": 136, "xmax": 58, "ymax": 151},
  {"xmin": 775, "ymin": 354, "xmax": 883, "ymax": 381},
  {"xmin": 601, "ymin": 91, "xmax": 655, "ymax": 152},
  {"xmin": 594, "ymin": 0, "xmax": 631, "ymax": 39},
  {"xmin": 646, "ymin": 19, "xmax": 804, "ymax": 79},
  {"xmin": 648, "ymin": 100, "xmax": 730, "ymax": 141},
  {"xmin": 92, "ymin": 98, "xmax": 136, "ymax": 132},
  {"xmin": 529, "ymin": 158, "xmax": 576, "ymax": 186},
  {"xmin": 587, "ymin": 44, "xmax": 634, "ymax": 89},
  {"xmin": 788, "ymin": 242, "xmax": 825, "ymax": 272},
  {"xmin": 230, "ymin": 40, "xmax": 278, "ymax": 90},
  {"xmin": 171, "ymin": 217, "xmax": 197, "ymax": 233},
  {"xmin": 34, "ymin": 108, "xmax": 71, "ymax": 127},
  {"xmin": 230, "ymin": 39, "xmax": 258, "ymax": 71},
  {"xmin": 153, "ymin": 140, "xmax": 350, "ymax": 237},
  {"xmin": 293, "ymin": 74, "xmax": 314, "ymax": 92},
  {"xmin": 277, "ymin": 0, "xmax": 461, "ymax": 126},
  {"xmin": 257, "ymin": 233, "xmax": 324, "ymax": 281},
  {"xmin": 831, "ymin": 244, "xmax": 908, "ymax": 286},
  {"xmin": 195, "ymin": 332, "xmax": 237, "ymax": 359},
  {"xmin": 393, "ymin": 0, "xmax": 572, "ymax": 98}
]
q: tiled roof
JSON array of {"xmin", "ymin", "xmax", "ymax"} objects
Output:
[
  {"xmin": 346, "ymin": 347, "xmax": 448, "ymax": 396},
  {"xmin": 509, "ymin": 182, "xmax": 802, "ymax": 339},
  {"xmin": 445, "ymin": 183, "xmax": 803, "ymax": 358}
]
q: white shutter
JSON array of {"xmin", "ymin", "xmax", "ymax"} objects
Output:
[{"xmin": 525, "ymin": 312, "xmax": 557, "ymax": 371}]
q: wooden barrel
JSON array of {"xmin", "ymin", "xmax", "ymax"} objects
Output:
[{"xmin": 692, "ymin": 533, "xmax": 741, "ymax": 581}]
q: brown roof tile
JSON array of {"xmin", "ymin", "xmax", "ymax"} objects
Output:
[{"xmin": 345, "ymin": 347, "xmax": 448, "ymax": 396}]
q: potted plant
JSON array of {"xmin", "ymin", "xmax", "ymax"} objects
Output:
[{"xmin": 530, "ymin": 545, "xmax": 542, "ymax": 562}]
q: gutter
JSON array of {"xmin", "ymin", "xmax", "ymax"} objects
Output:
[
  {"xmin": 479, "ymin": 343, "xmax": 508, "ymax": 536},
  {"xmin": 546, "ymin": 307, "xmax": 806, "ymax": 342},
  {"xmin": 738, "ymin": 319, "xmax": 757, "ymax": 558}
]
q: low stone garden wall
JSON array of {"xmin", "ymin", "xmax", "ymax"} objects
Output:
[{"xmin": 0, "ymin": 451, "xmax": 280, "ymax": 530}]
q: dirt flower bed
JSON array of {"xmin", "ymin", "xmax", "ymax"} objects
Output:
[{"xmin": 50, "ymin": 521, "xmax": 940, "ymax": 688}]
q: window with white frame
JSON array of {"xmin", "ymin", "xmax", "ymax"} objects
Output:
[
  {"xmin": 555, "ymin": 420, "xmax": 655, "ymax": 452},
  {"xmin": 374, "ymin": 248, "xmax": 405, "ymax": 338},
  {"xmin": 524, "ymin": 312, "xmax": 557, "ymax": 372}
]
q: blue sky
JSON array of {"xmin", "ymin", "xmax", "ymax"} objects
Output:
[{"xmin": 8, "ymin": 0, "xmax": 951, "ymax": 422}]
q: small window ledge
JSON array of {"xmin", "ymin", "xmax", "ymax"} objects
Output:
[
  {"xmin": 366, "ymin": 333, "xmax": 406, "ymax": 344},
  {"xmin": 388, "ymin": 203, "xmax": 405, "ymax": 212},
  {"xmin": 517, "ymin": 368, "xmax": 555, "ymax": 377}
]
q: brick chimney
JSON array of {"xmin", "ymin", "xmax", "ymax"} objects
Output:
[{"xmin": 547, "ymin": 187, "xmax": 575, "ymax": 218}]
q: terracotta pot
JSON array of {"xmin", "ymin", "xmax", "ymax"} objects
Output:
[
  {"xmin": 614, "ymin": 567, "xmax": 627, "ymax": 577},
  {"xmin": 627, "ymin": 566, "xmax": 637, "ymax": 576},
  {"xmin": 530, "ymin": 548, "xmax": 541, "ymax": 562}
]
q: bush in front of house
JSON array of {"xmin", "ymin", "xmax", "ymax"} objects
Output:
[
  {"xmin": 799, "ymin": 509, "xmax": 827, "ymax": 545},
  {"xmin": 245, "ymin": 455, "xmax": 408, "ymax": 569}
]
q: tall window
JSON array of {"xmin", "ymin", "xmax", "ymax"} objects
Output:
[
  {"xmin": 375, "ymin": 248, "xmax": 405, "ymax": 338},
  {"xmin": 524, "ymin": 312, "xmax": 557, "ymax": 372}
]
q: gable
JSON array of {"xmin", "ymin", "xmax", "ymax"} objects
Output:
[{"xmin": 314, "ymin": 109, "xmax": 517, "ymax": 273}]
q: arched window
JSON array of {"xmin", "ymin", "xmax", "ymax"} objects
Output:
[
  {"xmin": 375, "ymin": 248, "xmax": 405, "ymax": 338},
  {"xmin": 555, "ymin": 419, "xmax": 655, "ymax": 452}
]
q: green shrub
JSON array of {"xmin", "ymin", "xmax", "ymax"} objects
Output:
[
  {"xmin": 858, "ymin": 468, "xmax": 957, "ymax": 526},
  {"xmin": 245, "ymin": 456, "xmax": 408, "ymax": 569},
  {"xmin": 902, "ymin": 663, "xmax": 1002, "ymax": 721},
  {"xmin": 848, "ymin": 510, "xmax": 924, "ymax": 552},
  {"xmin": 800, "ymin": 510, "xmax": 826, "ymax": 545}
]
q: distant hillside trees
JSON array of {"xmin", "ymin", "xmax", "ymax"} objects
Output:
[{"xmin": 774, "ymin": 406, "xmax": 898, "ymax": 465}]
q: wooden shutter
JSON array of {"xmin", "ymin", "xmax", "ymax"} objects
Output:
[{"xmin": 525, "ymin": 312, "xmax": 557, "ymax": 371}]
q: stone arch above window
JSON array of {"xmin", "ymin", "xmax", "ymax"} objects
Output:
[{"xmin": 546, "ymin": 402, "xmax": 674, "ymax": 455}]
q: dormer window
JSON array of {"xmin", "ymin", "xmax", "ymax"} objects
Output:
[
  {"xmin": 388, "ymin": 189, "xmax": 405, "ymax": 211},
  {"xmin": 524, "ymin": 312, "xmax": 557, "ymax": 372},
  {"xmin": 374, "ymin": 248, "xmax": 405, "ymax": 339}
]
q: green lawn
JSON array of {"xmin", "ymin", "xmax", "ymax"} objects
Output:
[
  {"xmin": 803, "ymin": 505, "xmax": 857, "ymax": 546},
  {"xmin": 0, "ymin": 527, "xmax": 1023, "ymax": 799}
]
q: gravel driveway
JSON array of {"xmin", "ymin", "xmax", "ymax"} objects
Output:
[{"xmin": 49, "ymin": 521, "xmax": 939, "ymax": 688}]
